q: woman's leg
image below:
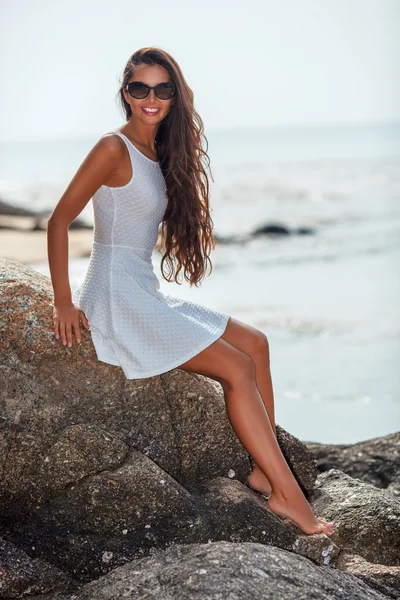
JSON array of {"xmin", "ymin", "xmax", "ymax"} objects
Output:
[
  {"xmin": 176, "ymin": 326, "xmax": 335, "ymax": 536},
  {"xmin": 219, "ymin": 317, "xmax": 278, "ymax": 495}
]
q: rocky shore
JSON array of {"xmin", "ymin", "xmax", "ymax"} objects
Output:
[{"xmin": 0, "ymin": 257, "xmax": 399, "ymax": 599}]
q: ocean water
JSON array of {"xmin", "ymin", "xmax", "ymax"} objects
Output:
[{"xmin": 1, "ymin": 122, "xmax": 399, "ymax": 443}]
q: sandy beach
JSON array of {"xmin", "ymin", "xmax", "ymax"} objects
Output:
[{"xmin": 0, "ymin": 216, "xmax": 94, "ymax": 264}]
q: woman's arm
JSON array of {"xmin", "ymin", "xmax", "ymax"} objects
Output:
[{"xmin": 47, "ymin": 135, "xmax": 122, "ymax": 347}]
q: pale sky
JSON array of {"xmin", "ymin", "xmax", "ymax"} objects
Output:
[{"xmin": 1, "ymin": 0, "xmax": 399, "ymax": 141}]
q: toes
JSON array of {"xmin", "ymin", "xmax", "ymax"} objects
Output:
[
  {"xmin": 316, "ymin": 520, "xmax": 335, "ymax": 536},
  {"xmin": 324, "ymin": 524, "xmax": 335, "ymax": 536}
]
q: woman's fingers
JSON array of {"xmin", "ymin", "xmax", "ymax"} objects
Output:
[
  {"xmin": 59, "ymin": 321, "xmax": 67, "ymax": 346},
  {"xmin": 54, "ymin": 319, "xmax": 60, "ymax": 340},
  {"xmin": 73, "ymin": 320, "xmax": 81, "ymax": 344},
  {"xmin": 79, "ymin": 310, "xmax": 90, "ymax": 329},
  {"xmin": 65, "ymin": 323, "xmax": 73, "ymax": 347},
  {"xmin": 53, "ymin": 308, "xmax": 89, "ymax": 346}
]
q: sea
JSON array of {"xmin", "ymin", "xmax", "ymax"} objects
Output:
[{"xmin": 1, "ymin": 121, "xmax": 399, "ymax": 444}]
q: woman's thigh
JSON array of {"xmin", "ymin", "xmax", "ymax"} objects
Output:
[
  {"xmin": 176, "ymin": 317, "xmax": 263, "ymax": 386},
  {"xmin": 220, "ymin": 316, "xmax": 269, "ymax": 359}
]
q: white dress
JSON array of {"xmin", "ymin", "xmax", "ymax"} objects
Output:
[{"xmin": 72, "ymin": 130, "xmax": 230, "ymax": 379}]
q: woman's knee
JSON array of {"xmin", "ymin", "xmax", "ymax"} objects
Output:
[
  {"xmin": 176, "ymin": 337, "xmax": 256, "ymax": 389},
  {"xmin": 252, "ymin": 330, "xmax": 270, "ymax": 363},
  {"xmin": 222, "ymin": 352, "xmax": 257, "ymax": 392}
]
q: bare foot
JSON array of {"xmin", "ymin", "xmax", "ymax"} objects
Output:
[
  {"xmin": 247, "ymin": 466, "xmax": 272, "ymax": 496},
  {"xmin": 268, "ymin": 490, "xmax": 335, "ymax": 536}
]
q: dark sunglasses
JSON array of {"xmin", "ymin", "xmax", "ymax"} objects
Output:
[{"xmin": 125, "ymin": 81, "xmax": 176, "ymax": 100}]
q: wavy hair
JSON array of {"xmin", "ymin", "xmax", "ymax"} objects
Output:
[{"xmin": 116, "ymin": 47, "xmax": 217, "ymax": 287}]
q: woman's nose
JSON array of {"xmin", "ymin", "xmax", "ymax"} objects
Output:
[{"xmin": 148, "ymin": 88, "xmax": 157, "ymax": 102}]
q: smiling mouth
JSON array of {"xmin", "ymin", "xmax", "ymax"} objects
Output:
[{"xmin": 141, "ymin": 107, "xmax": 161, "ymax": 115}]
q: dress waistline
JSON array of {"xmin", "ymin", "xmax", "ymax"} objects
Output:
[{"xmin": 93, "ymin": 240, "xmax": 154, "ymax": 251}]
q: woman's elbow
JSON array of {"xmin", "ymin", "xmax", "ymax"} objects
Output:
[{"xmin": 47, "ymin": 212, "xmax": 71, "ymax": 229}]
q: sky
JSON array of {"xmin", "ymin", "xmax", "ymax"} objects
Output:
[{"xmin": 0, "ymin": 0, "xmax": 399, "ymax": 141}]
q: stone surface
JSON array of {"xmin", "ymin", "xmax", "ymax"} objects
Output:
[
  {"xmin": 6, "ymin": 467, "xmax": 335, "ymax": 583},
  {"xmin": 9, "ymin": 448, "xmax": 201, "ymax": 581},
  {"xmin": 2, "ymin": 257, "xmax": 399, "ymax": 600},
  {"xmin": 334, "ymin": 552, "xmax": 400, "ymax": 599},
  {"xmin": 0, "ymin": 537, "xmax": 79, "ymax": 598},
  {"xmin": 310, "ymin": 469, "xmax": 400, "ymax": 566},
  {"xmin": 197, "ymin": 477, "xmax": 339, "ymax": 566},
  {"xmin": 0, "ymin": 258, "xmax": 329, "ymax": 587},
  {"xmin": 61, "ymin": 541, "xmax": 387, "ymax": 600},
  {"xmin": 306, "ymin": 432, "xmax": 400, "ymax": 495},
  {"xmin": 276, "ymin": 425, "xmax": 317, "ymax": 495}
]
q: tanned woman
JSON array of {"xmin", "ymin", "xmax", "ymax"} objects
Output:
[{"xmin": 47, "ymin": 47, "xmax": 335, "ymax": 537}]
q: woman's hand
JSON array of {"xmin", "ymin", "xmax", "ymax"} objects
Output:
[{"xmin": 53, "ymin": 300, "xmax": 90, "ymax": 347}]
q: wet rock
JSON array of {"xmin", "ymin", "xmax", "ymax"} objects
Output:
[
  {"xmin": 250, "ymin": 222, "xmax": 316, "ymax": 238},
  {"xmin": 310, "ymin": 469, "xmax": 400, "ymax": 566},
  {"xmin": 306, "ymin": 432, "xmax": 400, "ymax": 495},
  {"xmin": 67, "ymin": 541, "xmax": 386, "ymax": 600},
  {"xmin": 252, "ymin": 223, "xmax": 291, "ymax": 236}
]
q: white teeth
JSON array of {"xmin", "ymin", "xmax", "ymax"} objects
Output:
[{"xmin": 143, "ymin": 108, "xmax": 159, "ymax": 113}]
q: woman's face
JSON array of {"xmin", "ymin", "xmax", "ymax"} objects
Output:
[{"xmin": 123, "ymin": 63, "xmax": 175, "ymax": 124}]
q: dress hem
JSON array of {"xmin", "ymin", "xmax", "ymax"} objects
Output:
[{"xmin": 92, "ymin": 313, "xmax": 230, "ymax": 380}]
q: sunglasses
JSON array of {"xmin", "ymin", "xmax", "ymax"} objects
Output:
[{"xmin": 125, "ymin": 81, "xmax": 176, "ymax": 100}]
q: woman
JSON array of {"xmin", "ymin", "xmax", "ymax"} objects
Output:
[{"xmin": 47, "ymin": 47, "xmax": 335, "ymax": 537}]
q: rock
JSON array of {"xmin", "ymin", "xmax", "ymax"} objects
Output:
[
  {"xmin": 275, "ymin": 425, "xmax": 317, "ymax": 495},
  {"xmin": 0, "ymin": 199, "xmax": 37, "ymax": 216},
  {"xmin": 310, "ymin": 469, "xmax": 400, "ymax": 566},
  {"xmin": 252, "ymin": 223, "xmax": 291, "ymax": 236},
  {"xmin": 250, "ymin": 223, "xmax": 316, "ymax": 238},
  {"xmin": 0, "ymin": 537, "xmax": 79, "ymax": 598},
  {"xmin": 9, "ymin": 470, "xmax": 337, "ymax": 584},
  {"xmin": 0, "ymin": 260, "xmax": 249, "ymax": 501},
  {"xmin": 306, "ymin": 432, "xmax": 400, "ymax": 494},
  {"xmin": 0, "ymin": 258, "xmax": 328, "ymax": 587},
  {"xmin": 65, "ymin": 541, "xmax": 387, "ymax": 600},
  {"xmin": 334, "ymin": 552, "xmax": 400, "ymax": 599},
  {"xmin": 296, "ymin": 227, "xmax": 314, "ymax": 235},
  {"xmin": 197, "ymin": 477, "xmax": 339, "ymax": 566},
  {"xmin": 10, "ymin": 448, "xmax": 201, "ymax": 582}
]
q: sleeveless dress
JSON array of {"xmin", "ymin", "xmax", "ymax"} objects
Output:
[{"xmin": 72, "ymin": 130, "xmax": 230, "ymax": 379}]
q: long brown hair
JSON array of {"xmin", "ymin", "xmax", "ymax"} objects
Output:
[{"xmin": 116, "ymin": 47, "xmax": 217, "ymax": 288}]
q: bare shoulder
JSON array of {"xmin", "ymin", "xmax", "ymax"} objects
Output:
[
  {"xmin": 95, "ymin": 132, "xmax": 125, "ymax": 157},
  {"xmin": 48, "ymin": 132, "xmax": 128, "ymax": 225}
]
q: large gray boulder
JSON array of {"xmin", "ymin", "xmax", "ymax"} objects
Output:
[
  {"xmin": 310, "ymin": 469, "xmax": 400, "ymax": 566},
  {"xmin": 51, "ymin": 541, "xmax": 387, "ymax": 600}
]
